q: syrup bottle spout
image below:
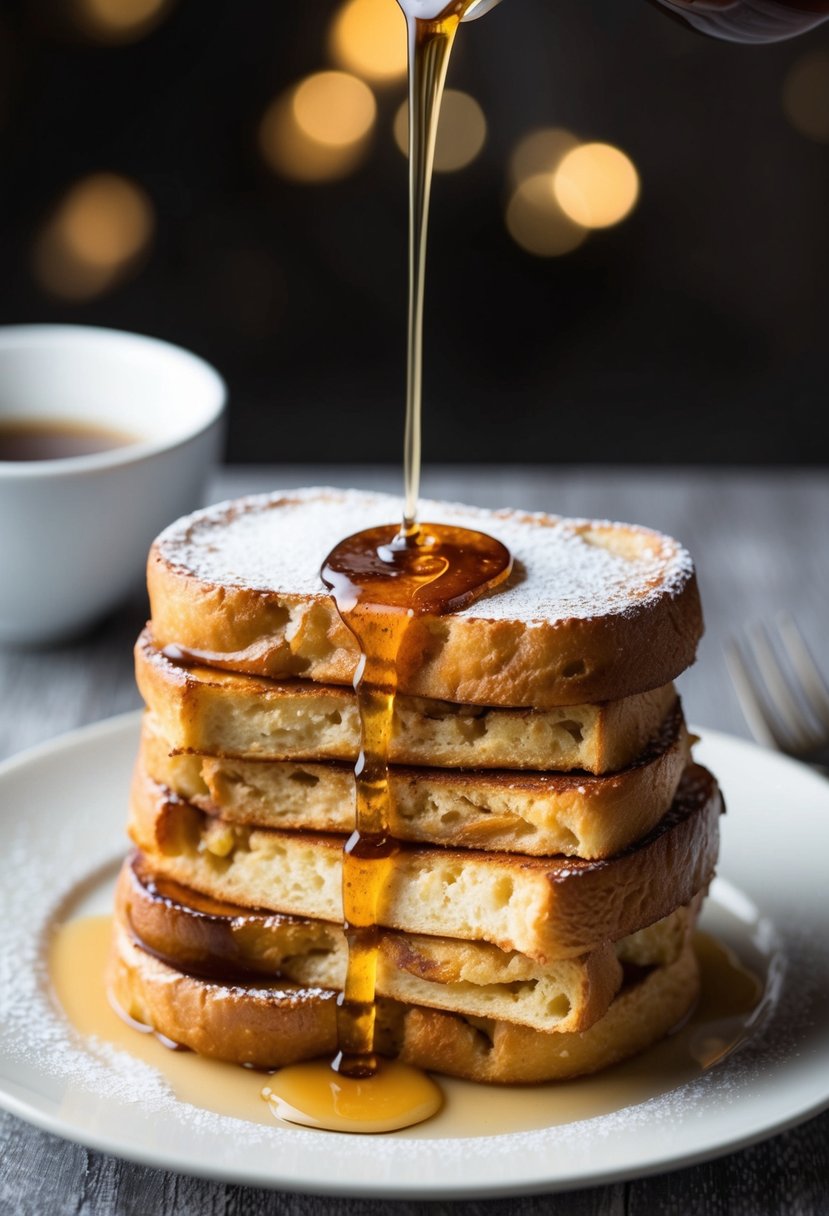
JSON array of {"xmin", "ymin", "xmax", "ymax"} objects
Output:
[{"xmin": 462, "ymin": 0, "xmax": 504, "ymax": 19}]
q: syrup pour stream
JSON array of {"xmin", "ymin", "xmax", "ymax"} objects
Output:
[
  {"xmin": 265, "ymin": 0, "xmax": 513, "ymax": 1129},
  {"xmin": 401, "ymin": 4, "xmax": 460, "ymax": 531},
  {"xmin": 323, "ymin": 0, "xmax": 512, "ymax": 1087}
]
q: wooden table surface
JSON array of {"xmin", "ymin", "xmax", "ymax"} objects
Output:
[{"xmin": 1, "ymin": 465, "xmax": 827, "ymax": 1216}]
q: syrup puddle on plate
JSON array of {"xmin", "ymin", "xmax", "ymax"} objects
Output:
[{"xmin": 48, "ymin": 914, "xmax": 768, "ymax": 1138}]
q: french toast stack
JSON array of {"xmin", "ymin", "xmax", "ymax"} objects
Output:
[{"xmin": 110, "ymin": 488, "xmax": 722, "ymax": 1084}]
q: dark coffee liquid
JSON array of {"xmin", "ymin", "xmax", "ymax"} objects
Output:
[
  {"xmin": 0, "ymin": 419, "xmax": 138, "ymax": 461},
  {"xmin": 653, "ymin": 0, "xmax": 829, "ymax": 41}
]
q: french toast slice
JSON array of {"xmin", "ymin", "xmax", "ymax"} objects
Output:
[
  {"xmin": 119, "ymin": 853, "xmax": 698, "ymax": 1034},
  {"xmin": 147, "ymin": 488, "xmax": 702, "ymax": 709},
  {"xmin": 139, "ymin": 703, "xmax": 690, "ymax": 859},
  {"xmin": 109, "ymin": 915, "xmax": 700, "ymax": 1082},
  {"xmin": 128, "ymin": 763, "xmax": 721, "ymax": 963},
  {"xmin": 136, "ymin": 630, "xmax": 678, "ymax": 775}
]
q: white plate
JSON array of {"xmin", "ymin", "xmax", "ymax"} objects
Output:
[{"xmin": 1, "ymin": 713, "xmax": 828, "ymax": 1199}]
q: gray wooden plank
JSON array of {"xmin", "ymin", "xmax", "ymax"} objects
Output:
[
  {"xmin": 626, "ymin": 1107, "xmax": 829, "ymax": 1216},
  {"xmin": 0, "ymin": 1109, "xmax": 89, "ymax": 1216},
  {"xmin": 0, "ymin": 1104, "xmax": 627, "ymax": 1215},
  {"xmin": 0, "ymin": 591, "xmax": 146, "ymax": 761},
  {"xmin": 1, "ymin": 466, "xmax": 827, "ymax": 1216}
]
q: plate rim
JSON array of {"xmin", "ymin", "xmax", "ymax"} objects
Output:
[
  {"xmin": 1, "ymin": 712, "xmax": 828, "ymax": 1198},
  {"xmin": 1, "ymin": 1080, "xmax": 827, "ymax": 1201}
]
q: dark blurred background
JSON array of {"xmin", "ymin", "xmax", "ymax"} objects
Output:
[{"xmin": 1, "ymin": 0, "xmax": 828, "ymax": 463}]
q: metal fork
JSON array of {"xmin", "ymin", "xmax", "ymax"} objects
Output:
[{"xmin": 725, "ymin": 612, "xmax": 829, "ymax": 772}]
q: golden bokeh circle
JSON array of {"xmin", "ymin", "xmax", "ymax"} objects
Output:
[
  {"xmin": 330, "ymin": 0, "xmax": 408, "ymax": 84},
  {"xmin": 73, "ymin": 0, "xmax": 172, "ymax": 43},
  {"xmin": 553, "ymin": 143, "xmax": 639, "ymax": 230},
  {"xmin": 783, "ymin": 50, "xmax": 829, "ymax": 143},
  {"xmin": 260, "ymin": 83, "xmax": 376, "ymax": 183},
  {"xmin": 34, "ymin": 173, "xmax": 154, "ymax": 299},
  {"xmin": 292, "ymin": 71, "xmax": 377, "ymax": 148},
  {"xmin": 505, "ymin": 174, "xmax": 587, "ymax": 257},
  {"xmin": 509, "ymin": 128, "xmax": 579, "ymax": 185}
]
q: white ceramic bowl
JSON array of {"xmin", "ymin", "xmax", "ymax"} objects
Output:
[{"xmin": 0, "ymin": 325, "xmax": 226, "ymax": 645}]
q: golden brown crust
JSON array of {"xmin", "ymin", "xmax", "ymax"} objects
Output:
[
  {"xmin": 108, "ymin": 920, "xmax": 339, "ymax": 1069},
  {"xmin": 128, "ymin": 763, "xmax": 722, "ymax": 962},
  {"xmin": 139, "ymin": 703, "xmax": 690, "ymax": 859},
  {"xmin": 118, "ymin": 852, "xmax": 343, "ymax": 978},
  {"xmin": 394, "ymin": 943, "xmax": 700, "ymax": 1084},
  {"xmin": 135, "ymin": 630, "xmax": 678, "ymax": 776},
  {"xmin": 147, "ymin": 490, "xmax": 703, "ymax": 708},
  {"xmin": 109, "ymin": 915, "xmax": 699, "ymax": 1082},
  {"xmin": 121, "ymin": 855, "xmax": 689, "ymax": 1033}
]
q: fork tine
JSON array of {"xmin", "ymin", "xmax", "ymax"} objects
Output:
[
  {"xmin": 724, "ymin": 637, "xmax": 790, "ymax": 751},
  {"xmin": 746, "ymin": 621, "xmax": 821, "ymax": 752},
  {"xmin": 774, "ymin": 611, "xmax": 829, "ymax": 733}
]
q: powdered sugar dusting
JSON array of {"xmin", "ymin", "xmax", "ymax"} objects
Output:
[{"xmin": 154, "ymin": 488, "xmax": 695, "ymax": 622}]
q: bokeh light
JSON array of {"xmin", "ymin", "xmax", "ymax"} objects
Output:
[
  {"xmin": 292, "ymin": 71, "xmax": 376, "ymax": 147},
  {"xmin": 505, "ymin": 174, "xmax": 586, "ymax": 257},
  {"xmin": 393, "ymin": 89, "xmax": 487, "ymax": 171},
  {"xmin": 33, "ymin": 173, "xmax": 154, "ymax": 299},
  {"xmin": 72, "ymin": 0, "xmax": 172, "ymax": 43},
  {"xmin": 553, "ymin": 143, "xmax": 639, "ymax": 229},
  {"xmin": 260, "ymin": 75, "xmax": 377, "ymax": 183},
  {"xmin": 509, "ymin": 127, "xmax": 578, "ymax": 185},
  {"xmin": 330, "ymin": 0, "xmax": 407, "ymax": 84},
  {"xmin": 782, "ymin": 50, "xmax": 829, "ymax": 143}
]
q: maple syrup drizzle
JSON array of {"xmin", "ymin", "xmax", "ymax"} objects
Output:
[
  {"xmin": 259, "ymin": 532, "xmax": 512, "ymax": 1134},
  {"xmin": 321, "ymin": 521, "xmax": 511, "ymax": 1083},
  {"xmin": 265, "ymin": 525, "xmax": 511, "ymax": 1126},
  {"xmin": 258, "ymin": 1, "xmax": 512, "ymax": 1132},
  {"xmin": 402, "ymin": 3, "xmax": 464, "ymax": 530}
]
